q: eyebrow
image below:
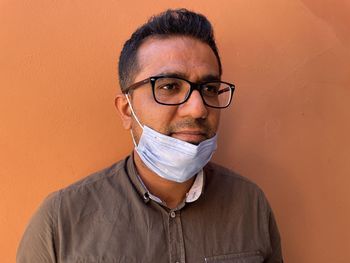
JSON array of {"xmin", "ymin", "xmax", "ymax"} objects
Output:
[{"xmin": 154, "ymin": 71, "xmax": 221, "ymax": 83}]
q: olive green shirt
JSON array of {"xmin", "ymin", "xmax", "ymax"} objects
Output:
[{"xmin": 17, "ymin": 155, "xmax": 283, "ymax": 262}]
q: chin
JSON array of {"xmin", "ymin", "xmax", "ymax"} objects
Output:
[{"xmin": 174, "ymin": 136, "xmax": 206, "ymax": 145}]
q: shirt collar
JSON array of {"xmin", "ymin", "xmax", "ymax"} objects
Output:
[
  {"xmin": 126, "ymin": 154, "xmax": 150, "ymax": 202},
  {"xmin": 137, "ymin": 169, "xmax": 204, "ymax": 205},
  {"xmin": 126, "ymin": 154, "xmax": 204, "ymax": 206},
  {"xmin": 184, "ymin": 170, "xmax": 203, "ymax": 203}
]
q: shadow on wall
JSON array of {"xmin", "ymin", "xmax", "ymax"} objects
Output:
[
  {"xmin": 214, "ymin": 101, "xmax": 304, "ymax": 259},
  {"xmin": 301, "ymin": 0, "xmax": 350, "ymax": 46}
]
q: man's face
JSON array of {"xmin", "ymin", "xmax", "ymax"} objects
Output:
[{"xmin": 128, "ymin": 36, "xmax": 221, "ymax": 145}]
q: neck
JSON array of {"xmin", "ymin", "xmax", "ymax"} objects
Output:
[{"xmin": 133, "ymin": 151, "xmax": 195, "ymax": 209}]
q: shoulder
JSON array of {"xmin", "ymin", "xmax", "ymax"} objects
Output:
[
  {"xmin": 17, "ymin": 158, "xmax": 129, "ymax": 261},
  {"xmin": 205, "ymin": 162, "xmax": 262, "ymax": 190},
  {"xmin": 203, "ymin": 162, "xmax": 269, "ymax": 207},
  {"xmin": 16, "ymin": 158, "xmax": 128, "ymax": 262},
  {"xmin": 24, "ymin": 158, "xmax": 129, "ymax": 230},
  {"xmin": 28, "ymin": 157, "xmax": 128, "ymax": 219},
  {"xmin": 61, "ymin": 158, "xmax": 127, "ymax": 194},
  {"xmin": 44, "ymin": 158, "xmax": 129, "ymax": 216}
]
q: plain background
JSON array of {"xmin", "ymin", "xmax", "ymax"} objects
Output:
[{"xmin": 1, "ymin": 0, "xmax": 349, "ymax": 262}]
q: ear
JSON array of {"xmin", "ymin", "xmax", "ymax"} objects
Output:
[{"xmin": 115, "ymin": 93, "xmax": 132, "ymax": 130}]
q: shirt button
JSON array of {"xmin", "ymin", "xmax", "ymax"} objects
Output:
[{"xmin": 170, "ymin": 211, "xmax": 176, "ymax": 218}]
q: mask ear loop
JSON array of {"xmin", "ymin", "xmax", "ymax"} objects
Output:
[
  {"xmin": 125, "ymin": 94, "xmax": 143, "ymax": 147},
  {"xmin": 125, "ymin": 94, "xmax": 143, "ymax": 128}
]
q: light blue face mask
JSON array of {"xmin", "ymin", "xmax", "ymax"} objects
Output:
[{"xmin": 125, "ymin": 95, "xmax": 217, "ymax": 183}]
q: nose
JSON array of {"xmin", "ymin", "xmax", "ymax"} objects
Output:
[{"xmin": 178, "ymin": 90, "xmax": 208, "ymax": 119}]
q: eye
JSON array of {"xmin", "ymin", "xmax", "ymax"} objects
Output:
[
  {"xmin": 155, "ymin": 78, "xmax": 184, "ymax": 95},
  {"xmin": 202, "ymin": 84, "xmax": 220, "ymax": 96},
  {"xmin": 157, "ymin": 82, "xmax": 180, "ymax": 91}
]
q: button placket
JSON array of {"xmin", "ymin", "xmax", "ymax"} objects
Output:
[{"xmin": 168, "ymin": 210, "xmax": 186, "ymax": 263}]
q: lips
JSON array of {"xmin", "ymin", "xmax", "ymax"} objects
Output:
[{"xmin": 170, "ymin": 130, "xmax": 207, "ymax": 144}]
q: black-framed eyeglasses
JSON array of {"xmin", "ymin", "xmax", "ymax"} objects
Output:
[{"xmin": 125, "ymin": 76, "xmax": 235, "ymax": 109}]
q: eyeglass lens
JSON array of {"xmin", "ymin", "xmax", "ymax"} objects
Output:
[{"xmin": 153, "ymin": 77, "xmax": 232, "ymax": 108}]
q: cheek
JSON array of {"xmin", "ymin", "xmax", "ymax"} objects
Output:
[
  {"xmin": 148, "ymin": 107, "xmax": 177, "ymax": 132},
  {"xmin": 209, "ymin": 110, "xmax": 221, "ymax": 131},
  {"xmin": 134, "ymin": 92, "xmax": 177, "ymax": 132}
]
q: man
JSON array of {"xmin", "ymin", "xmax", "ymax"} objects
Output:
[{"xmin": 17, "ymin": 9, "xmax": 283, "ymax": 262}]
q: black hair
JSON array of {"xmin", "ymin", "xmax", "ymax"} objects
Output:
[{"xmin": 118, "ymin": 8, "xmax": 222, "ymax": 93}]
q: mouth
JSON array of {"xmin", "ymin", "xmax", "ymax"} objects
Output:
[{"xmin": 170, "ymin": 130, "xmax": 207, "ymax": 144}]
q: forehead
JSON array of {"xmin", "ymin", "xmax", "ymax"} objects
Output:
[{"xmin": 134, "ymin": 36, "xmax": 220, "ymax": 82}]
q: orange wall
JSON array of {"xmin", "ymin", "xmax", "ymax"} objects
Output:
[{"xmin": 1, "ymin": 1, "xmax": 349, "ymax": 262}]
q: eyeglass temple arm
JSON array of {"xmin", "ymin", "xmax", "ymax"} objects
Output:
[
  {"xmin": 217, "ymin": 87, "xmax": 232, "ymax": 95},
  {"xmin": 126, "ymin": 78, "xmax": 150, "ymax": 93}
]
